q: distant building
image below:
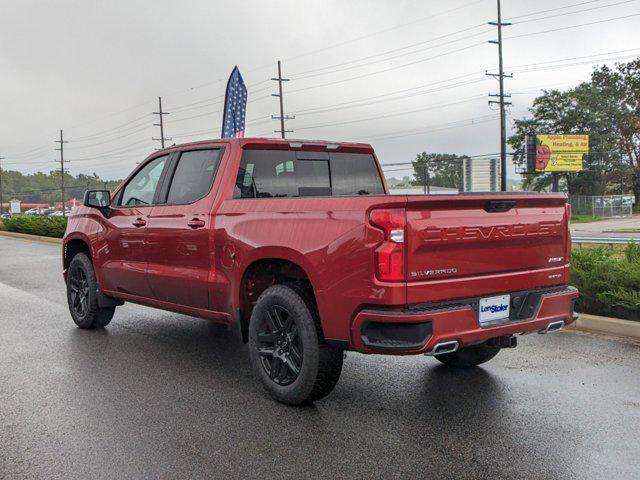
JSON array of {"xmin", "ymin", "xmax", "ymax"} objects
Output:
[{"xmin": 463, "ymin": 158, "xmax": 501, "ymax": 192}]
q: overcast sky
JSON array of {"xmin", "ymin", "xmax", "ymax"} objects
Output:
[{"xmin": 1, "ymin": 0, "xmax": 639, "ymax": 181}]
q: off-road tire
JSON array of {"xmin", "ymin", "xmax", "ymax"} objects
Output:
[
  {"xmin": 66, "ymin": 253, "xmax": 115, "ymax": 329},
  {"xmin": 434, "ymin": 343, "xmax": 500, "ymax": 368},
  {"xmin": 248, "ymin": 283, "xmax": 343, "ymax": 405}
]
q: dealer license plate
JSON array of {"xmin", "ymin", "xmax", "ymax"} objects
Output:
[{"xmin": 478, "ymin": 295, "xmax": 510, "ymax": 325}]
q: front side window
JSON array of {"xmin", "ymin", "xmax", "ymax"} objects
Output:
[
  {"xmin": 234, "ymin": 149, "xmax": 384, "ymax": 198},
  {"xmin": 165, "ymin": 149, "xmax": 222, "ymax": 205},
  {"xmin": 120, "ymin": 155, "xmax": 168, "ymax": 206}
]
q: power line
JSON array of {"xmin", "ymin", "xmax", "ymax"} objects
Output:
[
  {"xmin": 165, "ymin": 93, "xmax": 271, "ymax": 125},
  {"xmin": 380, "ymin": 152, "xmax": 507, "ymax": 174},
  {"xmin": 8, "ymin": 3, "xmax": 640, "ymax": 178},
  {"xmin": 287, "ymin": 13, "xmax": 640, "ymax": 97},
  {"xmin": 280, "ymin": 96, "xmax": 485, "ymax": 133},
  {"xmin": 288, "ymin": 25, "xmax": 491, "ymax": 80},
  {"xmin": 505, "ymin": 12, "xmax": 640, "ymax": 41},
  {"xmin": 513, "ymin": 0, "xmax": 639, "ymax": 25},
  {"xmin": 70, "ymin": 114, "xmax": 152, "ymax": 142},
  {"xmin": 508, "ymin": 0, "xmax": 611, "ymax": 20},
  {"xmin": 166, "ymin": 79, "xmax": 272, "ymax": 116},
  {"xmin": 293, "ymin": 76, "xmax": 489, "ymax": 117},
  {"xmin": 287, "ymin": 42, "xmax": 486, "ymax": 95},
  {"xmin": 70, "ymin": 139, "xmax": 152, "ymax": 162},
  {"xmin": 510, "ymin": 52, "xmax": 640, "ymax": 74},
  {"xmin": 506, "ymin": 47, "xmax": 640, "ymax": 71},
  {"xmin": 278, "ymin": 0, "xmax": 489, "ymax": 66},
  {"xmin": 362, "ymin": 115, "xmax": 499, "ymax": 141},
  {"xmin": 64, "ymin": 124, "xmax": 153, "ymax": 151}
]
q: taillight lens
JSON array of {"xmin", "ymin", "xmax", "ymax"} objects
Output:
[{"xmin": 370, "ymin": 208, "xmax": 406, "ymax": 281}]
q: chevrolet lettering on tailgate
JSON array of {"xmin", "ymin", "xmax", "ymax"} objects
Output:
[{"xmin": 420, "ymin": 221, "xmax": 562, "ymax": 243}]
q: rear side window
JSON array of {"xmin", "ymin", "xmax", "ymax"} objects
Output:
[
  {"xmin": 234, "ymin": 149, "xmax": 384, "ymax": 198},
  {"xmin": 165, "ymin": 149, "xmax": 222, "ymax": 205},
  {"xmin": 330, "ymin": 152, "xmax": 384, "ymax": 196},
  {"xmin": 120, "ymin": 155, "xmax": 168, "ymax": 206}
]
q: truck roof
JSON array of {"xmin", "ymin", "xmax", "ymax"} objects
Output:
[{"xmin": 156, "ymin": 137, "xmax": 375, "ymax": 154}]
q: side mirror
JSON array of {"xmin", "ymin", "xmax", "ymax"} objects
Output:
[{"xmin": 83, "ymin": 190, "xmax": 111, "ymax": 216}]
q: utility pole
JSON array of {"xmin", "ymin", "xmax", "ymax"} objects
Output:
[
  {"xmin": 487, "ymin": 0, "xmax": 512, "ymax": 192},
  {"xmin": 0, "ymin": 155, "xmax": 4, "ymax": 215},
  {"xmin": 152, "ymin": 96, "xmax": 171, "ymax": 149},
  {"xmin": 271, "ymin": 60, "xmax": 294, "ymax": 138},
  {"xmin": 54, "ymin": 130, "xmax": 69, "ymax": 217}
]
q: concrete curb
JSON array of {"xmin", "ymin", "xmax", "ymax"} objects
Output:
[
  {"xmin": 568, "ymin": 313, "xmax": 640, "ymax": 341},
  {"xmin": 0, "ymin": 230, "xmax": 63, "ymax": 245}
]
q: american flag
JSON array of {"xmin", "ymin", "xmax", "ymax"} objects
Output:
[{"xmin": 221, "ymin": 66, "xmax": 248, "ymax": 138}]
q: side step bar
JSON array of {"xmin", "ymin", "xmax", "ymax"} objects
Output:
[
  {"xmin": 424, "ymin": 340, "xmax": 459, "ymax": 356},
  {"xmin": 539, "ymin": 320, "xmax": 565, "ymax": 334}
]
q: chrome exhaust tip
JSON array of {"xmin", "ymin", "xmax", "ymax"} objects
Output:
[
  {"xmin": 425, "ymin": 340, "xmax": 459, "ymax": 356},
  {"xmin": 539, "ymin": 320, "xmax": 565, "ymax": 334}
]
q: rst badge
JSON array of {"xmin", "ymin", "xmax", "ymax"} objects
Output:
[{"xmin": 478, "ymin": 295, "xmax": 511, "ymax": 325}]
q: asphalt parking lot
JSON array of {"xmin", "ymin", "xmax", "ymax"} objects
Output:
[{"xmin": 1, "ymin": 235, "xmax": 639, "ymax": 479}]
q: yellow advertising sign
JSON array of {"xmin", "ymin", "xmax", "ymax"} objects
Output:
[{"xmin": 535, "ymin": 134, "xmax": 589, "ymax": 172}]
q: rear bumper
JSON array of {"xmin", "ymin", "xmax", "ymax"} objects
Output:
[{"xmin": 349, "ymin": 286, "xmax": 579, "ymax": 355}]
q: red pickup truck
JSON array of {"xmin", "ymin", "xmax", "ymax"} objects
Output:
[{"xmin": 63, "ymin": 138, "xmax": 578, "ymax": 405}]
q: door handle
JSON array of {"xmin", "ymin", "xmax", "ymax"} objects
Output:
[
  {"xmin": 132, "ymin": 218, "xmax": 147, "ymax": 227},
  {"xmin": 187, "ymin": 218, "xmax": 206, "ymax": 229}
]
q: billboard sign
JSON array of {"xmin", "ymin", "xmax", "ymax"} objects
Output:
[
  {"xmin": 10, "ymin": 199, "xmax": 21, "ymax": 214},
  {"xmin": 533, "ymin": 134, "xmax": 589, "ymax": 172}
]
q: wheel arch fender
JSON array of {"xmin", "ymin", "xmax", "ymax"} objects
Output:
[
  {"xmin": 234, "ymin": 246, "xmax": 324, "ymax": 342},
  {"xmin": 63, "ymin": 232, "xmax": 123, "ymax": 308}
]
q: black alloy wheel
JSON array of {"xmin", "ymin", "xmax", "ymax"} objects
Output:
[
  {"xmin": 256, "ymin": 304, "xmax": 303, "ymax": 386},
  {"xmin": 66, "ymin": 252, "xmax": 115, "ymax": 329},
  {"xmin": 69, "ymin": 266, "xmax": 90, "ymax": 317},
  {"xmin": 248, "ymin": 283, "xmax": 344, "ymax": 405}
]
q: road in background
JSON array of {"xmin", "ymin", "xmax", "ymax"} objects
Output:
[
  {"xmin": 1, "ymin": 236, "xmax": 639, "ymax": 479},
  {"xmin": 571, "ymin": 214, "xmax": 640, "ymax": 238}
]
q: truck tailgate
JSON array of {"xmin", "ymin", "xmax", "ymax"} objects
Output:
[{"xmin": 404, "ymin": 194, "xmax": 569, "ymax": 304}]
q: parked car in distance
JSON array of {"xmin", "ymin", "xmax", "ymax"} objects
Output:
[
  {"xmin": 63, "ymin": 138, "xmax": 579, "ymax": 405},
  {"xmin": 25, "ymin": 207, "xmax": 45, "ymax": 215},
  {"xmin": 50, "ymin": 208, "xmax": 72, "ymax": 217}
]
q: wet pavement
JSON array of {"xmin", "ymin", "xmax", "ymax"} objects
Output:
[{"xmin": 1, "ymin": 236, "xmax": 639, "ymax": 479}]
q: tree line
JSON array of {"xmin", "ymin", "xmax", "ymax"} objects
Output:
[{"xmin": 1, "ymin": 170, "xmax": 121, "ymax": 206}]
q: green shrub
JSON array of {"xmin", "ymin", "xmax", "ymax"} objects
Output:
[
  {"xmin": 2, "ymin": 216, "xmax": 68, "ymax": 238},
  {"xmin": 571, "ymin": 243, "xmax": 640, "ymax": 321}
]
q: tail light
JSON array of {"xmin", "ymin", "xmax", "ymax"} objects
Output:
[
  {"xmin": 565, "ymin": 203, "xmax": 572, "ymax": 262},
  {"xmin": 369, "ymin": 208, "xmax": 406, "ymax": 281}
]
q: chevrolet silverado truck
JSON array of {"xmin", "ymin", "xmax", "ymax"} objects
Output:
[{"xmin": 63, "ymin": 138, "xmax": 579, "ymax": 405}]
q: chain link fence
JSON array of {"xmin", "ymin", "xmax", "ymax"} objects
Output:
[{"xmin": 569, "ymin": 195, "xmax": 634, "ymax": 218}]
